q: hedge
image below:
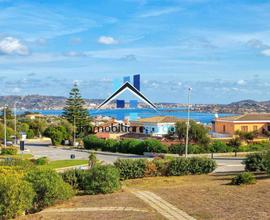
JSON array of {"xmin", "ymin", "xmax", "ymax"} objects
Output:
[
  {"xmin": 83, "ymin": 136, "xmax": 167, "ymax": 155},
  {"xmin": 83, "ymin": 136, "xmax": 270, "ymax": 155},
  {"xmin": 114, "ymin": 159, "xmax": 147, "ymax": 180},
  {"xmin": 114, "ymin": 157, "xmax": 217, "ymax": 180}
]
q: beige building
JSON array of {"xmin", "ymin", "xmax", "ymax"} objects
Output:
[{"xmin": 213, "ymin": 114, "xmax": 270, "ymax": 136}]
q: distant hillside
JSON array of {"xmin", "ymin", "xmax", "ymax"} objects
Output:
[
  {"xmin": 0, "ymin": 95, "xmax": 104, "ymax": 110},
  {"xmin": 194, "ymin": 100, "xmax": 270, "ymax": 114},
  {"xmin": 0, "ymin": 95, "xmax": 269, "ymax": 113}
]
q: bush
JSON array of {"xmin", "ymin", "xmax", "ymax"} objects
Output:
[
  {"xmin": 0, "ymin": 158, "xmax": 34, "ymax": 170},
  {"xmin": 104, "ymin": 139, "xmax": 118, "ymax": 152},
  {"xmin": 1, "ymin": 146, "xmax": 18, "ymax": 155},
  {"xmin": 0, "ymin": 166, "xmax": 26, "ymax": 176},
  {"xmin": 33, "ymin": 157, "xmax": 49, "ymax": 165},
  {"xmin": 24, "ymin": 168, "xmax": 74, "ymax": 211},
  {"xmin": 168, "ymin": 144, "xmax": 185, "ymax": 155},
  {"xmin": 243, "ymin": 152, "xmax": 267, "ymax": 172},
  {"xmin": 119, "ymin": 139, "xmax": 143, "ymax": 154},
  {"xmin": 114, "ymin": 159, "xmax": 147, "ymax": 180},
  {"xmin": 188, "ymin": 157, "xmax": 217, "ymax": 174},
  {"xmin": 61, "ymin": 169, "xmax": 86, "ymax": 190},
  {"xmin": 44, "ymin": 127, "xmax": 65, "ymax": 146},
  {"xmin": 264, "ymin": 151, "xmax": 270, "ymax": 174},
  {"xmin": 231, "ymin": 172, "xmax": 256, "ymax": 185},
  {"xmin": 142, "ymin": 139, "xmax": 168, "ymax": 153},
  {"xmin": 0, "ymin": 174, "xmax": 35, "ymax": 219},
  {"xmin": 83, "ymin": 135, "xmax": 106, "ymax": 150},
  {"xmin": 26, "ymin": 129, "xmax": 35, "ymax": 139},
  {"xmin": 210, "ymin": 141, "xmax": 232, "ymax": 153},
  {"xmin": 152, "ymin": 159, "xmax": 170, "ymax": 176},
  {"xmin": 166, "ymin": 157, "xmax": 190, "ymax": 176},
  {"xmin": 82, "ymin": 165, "xmax": 120, "ymax": 195}
]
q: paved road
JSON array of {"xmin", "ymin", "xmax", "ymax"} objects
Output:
[{"xmin": 25, "ymin": 144, "xmax": 245, "ymax": 172}]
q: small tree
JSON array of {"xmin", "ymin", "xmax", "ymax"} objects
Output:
[
  {"xmin": 229, "ymin": 137, "xmax": 242, "ymax": 157},
  {"xmin": 175, "ymin": 121, "xmax": 210, "ymax": 146},
  {"xmin": 88, "ymin": 152, "xmax": 97, "ymax": 168}
]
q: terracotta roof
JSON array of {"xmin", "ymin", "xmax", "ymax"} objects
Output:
[
  {"xmin": 217, "ymin": 114, "xmax": 270, "ymax": 122},
  {"xmin": 137, "ymin": 116, "xmax": 186, "ymax": 123}
]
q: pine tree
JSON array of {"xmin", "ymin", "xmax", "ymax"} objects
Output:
[{"xmin": 63, "ymin": 83, "xmax": 90, "ymax": 135}]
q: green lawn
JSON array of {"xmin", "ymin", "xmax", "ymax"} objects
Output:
[
  {"xmin": 39, "ymin": 160, "xmax": 88, "ymax": 169},
  {"xmin": 0, "ymin": 154, "xmax": 33, "ymax": 160}
]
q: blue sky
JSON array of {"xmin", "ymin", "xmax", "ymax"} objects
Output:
[{"xmin": 0, "ymin": 0, "xmax": 270, "ymax": 103}]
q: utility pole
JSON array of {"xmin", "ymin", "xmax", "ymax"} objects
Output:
[
  {"xmin": 185, "ymin": 88, "xmax": 192, "ymax": 158},
  {"xmin": 4, "ymin": 105, "xmax": 7, "ymax": 147}
]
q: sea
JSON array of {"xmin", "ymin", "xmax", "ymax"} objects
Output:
[{"xmin": 27, "ymin": 108, "xmax": 233, "ymax": 124}]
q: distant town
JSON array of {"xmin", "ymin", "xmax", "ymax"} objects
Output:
[{"xmin": 0, "ymin": 95, "xmax": 270, "ymax": 114}]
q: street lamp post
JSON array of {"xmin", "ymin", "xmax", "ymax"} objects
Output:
[
  {"xmin": 3, "ymin": 105, "xmax": 7, "ymax": 148},
  {"xmin": 185, "ymin": 88, "xmax": 192, "ymax": 158}
]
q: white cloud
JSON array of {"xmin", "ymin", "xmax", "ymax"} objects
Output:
[
  {"xmin": 237, "ymin": 79, "xmax": 246, "ymax": 85},
  {"xmin": 0, "ymin": 37, "xmax": 29, "ymax": 55},
  {"xmin": 139, "ymin": 7, "xmax": 182, "ymax": 18},
  {"xmin": 98, "ymin": 36, "xmax": 118, "ymax": 45},
  {"xmin": 261, "ymin": 49, "xmax": 270, "ymax": 56}
]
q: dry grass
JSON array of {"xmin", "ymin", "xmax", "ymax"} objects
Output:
[
  {"xmin": 19, "ymin": 173, "xmax": 270, "ymax": 220},
  {"xmin": 125, "ymin": 174, "xmax": 270, "ymax": 220},
  {"xmin": 18, "ymin": 191, "xmax": 165, "ymax": 220}
]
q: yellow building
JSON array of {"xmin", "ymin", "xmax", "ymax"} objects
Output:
[{"xmin": 213, "ymin": 114, "xmax": 270, "ymax": 136}]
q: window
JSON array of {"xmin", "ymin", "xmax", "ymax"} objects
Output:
[
  {"xmin": 223, "ymin": 125, "xmax": 226, "ymax": 133},
  {"xmin": 253, "ymin": 126, "xmax": 258, "ymax": 131},
  {"xmin": 241, "ymin": 126, "xmax": 248, "ymax": 132}
]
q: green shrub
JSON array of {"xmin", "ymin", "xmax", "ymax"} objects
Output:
[
  {"xmin": 142, "ymin": 139, "xmax": 168, "ymax": 153},
  {"xmin": 0, "ymin": 174, "xmax": 35, "ymax": 219},
  {"xmin": 118, "ymin": 139, "xmax": 140, "ymax": 154},
  {"xmin": 82, "ymin": 165, "xmax": 120, "ymax": 195},
  {"xmin": 114, "ymin": 159, "xmax": 147, "ymax": 180},
  {"xmin": 231, "ymin": 172, "xmax": 256, "ymax": 185},
  {"xmin": 243, "ymin": 152, "xmax": 267, "ymax": 172},
  {"xmin": 210, "ymin": 141, "xmax": 232, "ymax": 153},
  {"xmin": 152, "ymin": 159, "xmax": 170, "ymax": 176},
  {"xmin": 24, "ymin": 168, "xmax": 74, "ymax": 211},
  {"xmin": 264, "ymin": 151, "xmax": 270, "ymax": 174},
  {"xmin": 33, "ymin": 157, "xmax": 49, "ymax": 165},
  {"xmin": 61, "ymin": 169, "xmax": 86, "ymax": 190},
  {"xmin": 0, "ymin": 166, "xmax": 26, "ymax": 176},
  {"xmin": 83, "ymin": 135, "xmax": 106, "ymax": 150},
  {"xmin": 26, "ymin": 129, "xmax": 35, "ymax": 139},
  {"xmin": 167, "ymin": 157, "xmax": 190, "ymax": 176},
  {"xmin": 104, "ymin": 139, "xmax": 119, "ymax": 152},
  {"xmin": 0, "ymin": 158, "xmax": 34, "ymax": 169},
  {"xmin": 168, "ymin": 144, "xmax": 185, "ymax": 155},
  {"xmin": 188, "ymin": 157, "xmax": 217, "ymax": 174},
  {"xmin": 1, "ymin": 146, "xmax": 18, "ymax": 155}
]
